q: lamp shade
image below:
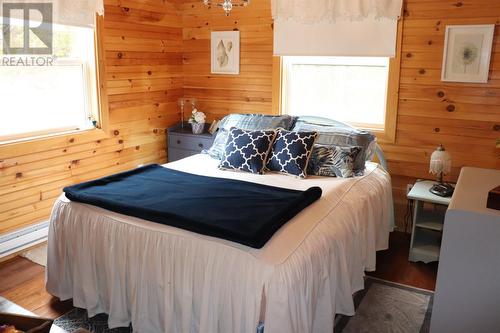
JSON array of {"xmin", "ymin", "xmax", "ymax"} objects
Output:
[{"xmin": 429, "ymin": 144, "xmax": 452, "ymax": 176}]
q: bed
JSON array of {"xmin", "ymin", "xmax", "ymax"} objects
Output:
[{"xmin": 46, "ymin": 117, "xmax": 394, "ymax": 333}]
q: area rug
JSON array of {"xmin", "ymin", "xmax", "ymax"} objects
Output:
[
  {"xmin": 0, "ymin": 296, "xmax": 35, "ymax": 316},
  {"xmin": 54, "ymin": 309, "xmax": 131, "ymax": 333},
  {"xmin": 54, "ymin": 277, "xmax": 433, "ymax": 333},
  {"xmin": 20, "ymin": 243, "xmax": 48, "ymax": 267},
  {"xmin": 336, "ymin": 277, "xmax": 433, "ymax": 333}
]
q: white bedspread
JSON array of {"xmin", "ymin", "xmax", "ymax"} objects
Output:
[{"xmin": 46, "ymin": 154, "xmax": 394, "ymax": 333}]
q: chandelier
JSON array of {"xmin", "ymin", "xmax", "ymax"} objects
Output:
[{"xmin": 203, "ymin": 0, "xmax": 250, "ymax": 16}]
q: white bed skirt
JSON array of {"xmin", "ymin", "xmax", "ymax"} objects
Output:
[{"xmin": 46, "ymin": 155, "xmax": 393, "ymax": 333}]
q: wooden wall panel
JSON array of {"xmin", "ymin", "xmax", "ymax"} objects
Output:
[
  {"xmin": 181, "ymin": 0, "xmax": 500, "ymax": 230},
  {"xmin": 388, "ymin": 0, "xmax": 500, "ymax": 228},
  {"xmin": 180, "ymin": 0, "xmax": 274, "ymax": 122},
  {"xmin": 0, "ymin": 0, "xmax": 182, "ymax": 235},
  {"xmin": 2, "ymin": 0, "xmax": 498, "ymax": 236}
]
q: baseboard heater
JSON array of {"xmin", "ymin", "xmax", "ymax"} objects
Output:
[{"xmin": 0, "ymin": 220, "xmax": 49, "ymax": 259}]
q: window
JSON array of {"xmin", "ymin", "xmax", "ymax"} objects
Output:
[
  {"xmin": 0, "ymin": 18, "xmax": 99, "ymax": 142},
  {"xmin": 282, "ymin": 56, "xmax": 391, "ymax": 130},
  {"xmin": 282, "ymin": 57, "xmax": 390, "ymax": 129}
]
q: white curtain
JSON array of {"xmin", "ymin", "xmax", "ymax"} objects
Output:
[
  {"xmin": 272, "ymin": 0, "xmax": 402, "ymax": 57},
  {"xmin": 0, "ymin": 0, "xmax": 104, "ymax": 28},
  {"xmin": 55, "ymin": 0, "xmax": 104, "ymax": 28},
  {"xmin": 272, "ymin": 0, "xmax": 402, "ymax": 23}
]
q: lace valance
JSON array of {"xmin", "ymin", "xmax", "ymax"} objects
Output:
[
  {"xmin": 56, "ymin": 0, "xmax": 104, "ymax": 27},
  {"xmin": 272, "ymin": 0, "xmax": 402, "ymax": 23},
  {"xmin": 1, "ymin": 0, "xmax": 104, "ymax": 28},
  {"xmin": 272, "ymin": 0, "xmax": 402, "ymax": 57}
]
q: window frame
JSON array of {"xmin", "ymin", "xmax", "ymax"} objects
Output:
[
  {"xmin": 273, "ymin": 19, "xmax": 403, "ymax": 144},
  {"xmin": 0, "ymin": 15, "xmax": 110, "ymax": 154}
]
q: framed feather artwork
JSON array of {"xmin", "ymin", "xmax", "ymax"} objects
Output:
[{"xmin": 211, "ymin": 31, "xmax": 240, "ymax": 75}]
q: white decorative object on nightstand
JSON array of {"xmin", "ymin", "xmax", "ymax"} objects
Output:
[{"xmin": 407, "ymin": 180, "xmax": 452, "ymax": 263}]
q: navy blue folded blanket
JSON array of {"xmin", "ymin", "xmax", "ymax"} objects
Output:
[{"xmin": 63, "ymin": 164, "xmax": 322, "ymax": 248}]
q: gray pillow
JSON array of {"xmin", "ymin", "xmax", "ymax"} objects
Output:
[
  {"xmin": 291, "ymin": 120, "xmax": 376, "ymax": 174},
  {"xmin": 204, "ymin": 128, "xmax": 229, "ymax": 161},
  {"xmin": 204, "ymin": 114, "xmax": 297, "ymax": 160}
]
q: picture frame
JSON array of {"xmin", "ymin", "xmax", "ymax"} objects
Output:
[
  {"xmin": 441, "ymin": 24, "xmax": 495, "ymax": 83},
  {"xmin": 211, "ymin": 31, "xmax": 240, "ymax": 75}
]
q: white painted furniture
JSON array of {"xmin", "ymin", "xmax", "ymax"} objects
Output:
[
  {"xmin": 407, "ymin": 180, "xmax": 451, "ymax": 263},
  {"xmin": 430, "ymin": 167, "xmax": 500, "ymax": 333}
]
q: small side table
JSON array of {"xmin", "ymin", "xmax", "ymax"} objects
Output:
[
  {"xmin": 407, "ymin": 180, "xmax": 452, "ymax": 263},
  {"xmin": 167, "ymin": 123, "xmax": 215, "ymax": 162}
]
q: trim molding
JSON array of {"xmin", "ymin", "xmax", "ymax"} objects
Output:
[
  {"xmin": 378, "ymin": 17, "xmax": 404, "ymax": 144},
  {"xmin": 272, "ymin": 56, "xmax": 283, "ymax": 115},
  {"xmin": 0, "ymin": 221, "xmax": 49, "ymax": 259}
]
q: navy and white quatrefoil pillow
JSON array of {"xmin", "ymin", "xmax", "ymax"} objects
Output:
[
  {"xmin": 219, "ymin": 128, "xmax": 277, "ymax": 174},
  {"xmin": 266, "ymin": 129, "xmax": 318, "ymax": 178}
]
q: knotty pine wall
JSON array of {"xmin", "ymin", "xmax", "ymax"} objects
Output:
[
  {"xmin": 1, "ymin": 0, "xmax": 499, "ymax": 236},
  {"xmin": 181, "ymin": 0, "xmax": 500, "ymax": 230},
  {"xmin": 386, "ymin": 0, "xmax": 500, "ymax": 228},
  {"xmin": 181, "ymin": 0, "xmax": 274, "ymax": 121},
  {"xmin": 0, "ymin": 0, "xmax": 183, "ymax": 235}
]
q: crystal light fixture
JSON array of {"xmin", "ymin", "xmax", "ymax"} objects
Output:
[{"xmin": 203, "ymin": 0, "xmax": 250, "ymax": 16}]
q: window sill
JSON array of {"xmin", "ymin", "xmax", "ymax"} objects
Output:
[
  {"xmin": 370, "ymin": 127, "xmax": 395, "ymax": 144},
  {"xmin": 0, "ymin": 127, "xmax": 110, "ymax": 159},
  {"xmin": 0, "ymin": 126, "xmax": 94, "ymax": 145}
]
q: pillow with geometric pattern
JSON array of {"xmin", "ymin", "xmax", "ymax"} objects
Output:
[
  {"xmin": 203, "ymin": 114, "xmax": 297, "ymax": 160},
  {"xmin": 266, "ymin": 129, "xmax": 317, "ymax": 179},
  {"xmin": 308, "ymin": 144, "xmax": 362, "ymax": 178},
  {"xmin": 219, "ymin": 128, "xmax": 277, "ymax": 174}
]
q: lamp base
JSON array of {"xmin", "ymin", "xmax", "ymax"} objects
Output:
[{"xmin": 429, "ymin": 182, "xmax": 454, "ymax": 197}]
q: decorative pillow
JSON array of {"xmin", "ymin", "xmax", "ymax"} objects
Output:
[
  {"xmin": 204, "ymin": 114, "xmax": 297, "ymax": 160},
  {"xmin": 266, "ymin": 129, "xmax": 317, "ymax": 178},
  {"xmin": 308, "ymin": 145, "xmax": 362, "ymax": 178},
  {"xmin": 220, "ymin": 114, "xmax": 297, "ymax": 131},
  {"xmin": 219, "ymin": 128, "xmax": 277, "ymax": 174},
  {"xmin": 203, "ymin": 128, "xmax": 229, "ymax": 161},
  {"xmin": 292, "ymin": 119, "xmax": 376, "ymax": 175}
]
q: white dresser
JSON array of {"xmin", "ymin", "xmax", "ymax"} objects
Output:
[{"xmin": 430, "ymin": 167, "xmax": 500, "ymax": 333}]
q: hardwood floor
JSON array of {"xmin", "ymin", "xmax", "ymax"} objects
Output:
[
  {"xmin": 0, "ymin": 232, "xmax": 437, "ymax": 319},
  {"xmin": 0, "ymin": 256, "xmax": 73, "ymax": 319},
  {"xmin": 367, "ymin": 231, "xmax": 438, "ymax": 291}
]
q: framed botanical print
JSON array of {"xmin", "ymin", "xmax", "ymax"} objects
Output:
[
  {"xmin": 441, "ymin": 24, "xmax": 495, "ymax": 83},
  {"xmin": 211, "ymin": 31, "xmax": 240, "ymax": 75}
]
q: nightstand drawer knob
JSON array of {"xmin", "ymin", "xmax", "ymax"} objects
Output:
[
  {"xmin": 177, "ymin": 140, "xmax": 181, "ymax": 144},
  {"xmin": 198, "ymin": 143, "xmax": 203, "ymax": 148}
]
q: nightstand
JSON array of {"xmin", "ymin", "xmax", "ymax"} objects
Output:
[
  {"xmin": 167, "ymin": 123, "xmax": 215, "ymax": 162},
  {"xmin": 407, "ymin": 180, "xmax": 452, "ymax": 263}
]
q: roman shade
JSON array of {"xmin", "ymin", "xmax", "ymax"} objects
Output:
[
  {"xmin": 272, "ymin": 0, "xmax": 402, "ymax": 57},
  {"xmin": 0, "ymin": 0, "xmax": 104, "ymax": 28}
]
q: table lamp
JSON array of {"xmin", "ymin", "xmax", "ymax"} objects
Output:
[{"xmin": 429, "ymin": 144, "xmax": 453, "ymax": 197}]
